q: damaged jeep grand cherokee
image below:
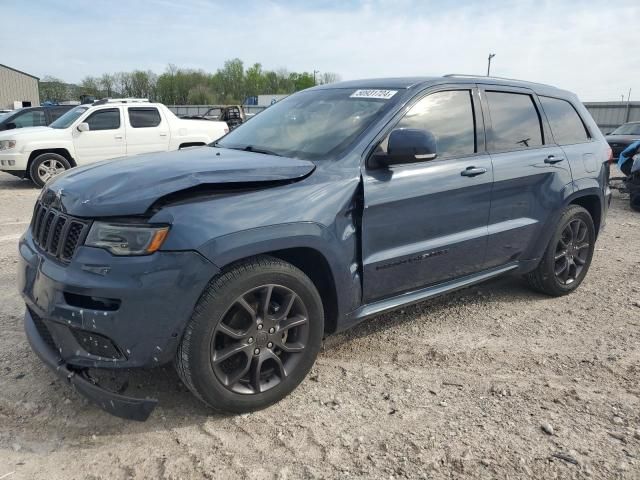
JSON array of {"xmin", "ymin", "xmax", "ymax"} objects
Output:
[{"xmin": 18, "ymin": 76, "xmax": 611, "ymax": 420}]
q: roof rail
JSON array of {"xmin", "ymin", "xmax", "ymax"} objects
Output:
[
  {"xmin": 92, "ymin": 98, "xmax": 150, "ymax": 106},
  {"xmin": 443, "ymin": 73, "xmax": 548, "ymax": 86}
]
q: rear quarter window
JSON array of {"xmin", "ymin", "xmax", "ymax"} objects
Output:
[{"xmin": 540, "ymin": 96, "xmax": 590, "ymax": 145}]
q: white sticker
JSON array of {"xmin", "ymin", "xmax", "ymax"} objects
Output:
[{"xmin": 350, "ymin": 89, "xmax": 398, "ymax": 100}]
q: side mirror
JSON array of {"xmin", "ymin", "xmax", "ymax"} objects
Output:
[
  {"xmin": 5, "ymin": 122, "xmax": 16, "ymax": 130},
  {"xmin": 372, "ymin": 128, "xmax": 437, "ymax": 168},
  {"xmin": 77, "ymin": 122, "xmax": 90, "ymax": 132}
]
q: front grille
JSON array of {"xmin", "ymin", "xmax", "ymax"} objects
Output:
[
  {"xmin": 31, "ymin": 199, "xmax": 90, "ymax": 262},
  {"xmin": 29, "ymin": 309, "xmax": 57, "ymax": 352}
]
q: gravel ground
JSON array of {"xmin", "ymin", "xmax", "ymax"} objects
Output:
[{"xmin": 0, "ymin": 171, "xmax": 638, "ymax": 480}]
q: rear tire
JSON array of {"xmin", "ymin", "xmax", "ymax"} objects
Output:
[
  {"xmin": 176, "ymin": 255, "xmax": 324, "ymax": 413},
  {"xmin": 29, "ymin": 153, "xmax": 71, "ymax": 188},
  {"xmin": 525, "ymin": 205, "xmax": 595, "ymax": 296}
]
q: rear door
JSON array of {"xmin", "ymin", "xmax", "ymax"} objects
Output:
[
  {"xmin": 481, "ymin": 87, "xmax": 572, "ymax": 268},
  {"xmin": 538, "ymin": 95, "xmax": 598, "ymax": 176},
  {"xmin": 361, "ymin": 86, "xmax": 493, "ymax": 302},
  {"xmin": 125, "ymin": 107, "xmax": 170, "ymax": 155},
  {"xmin": 72, "ymin": 107, "xmax": 126, "ymax": 164}
]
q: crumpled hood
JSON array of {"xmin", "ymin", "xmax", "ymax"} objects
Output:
[{"xmin": 48, "ymin": 147, "xmax": 315, "ymax": 217}]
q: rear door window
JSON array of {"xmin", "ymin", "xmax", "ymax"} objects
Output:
[
  {"xmin": 128, "ymin": 108, "xmax": 161, "ymax": 128},
  {"xmin": 85, "ymin": 108, "xmax": 121, "ymax": 131},
  {"xmin": 485, "ymin": 91, "xmax": 543, "ymax": 152},
  {"xmin": 540, "ymin": 96, "xmax": 590, "ymax": 145}
]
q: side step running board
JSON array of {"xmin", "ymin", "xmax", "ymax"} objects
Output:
[{"xmin": 350, "ymin": 263, "xmax": 519, "ymax": 323}]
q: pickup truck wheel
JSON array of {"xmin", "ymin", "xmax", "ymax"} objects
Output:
[
  {"xmin": 525, "ymin": 205, "xmax": 595, "ymax": 296},
  {"xmin": 176, "ymin": 255, "xmax": 324, "ymax": 413},
  {"xmin": 29, "ymin": 153, "xmax": 71, "ymax": 188}
]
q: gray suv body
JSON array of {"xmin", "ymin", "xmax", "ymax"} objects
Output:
[{"xmin": 18, "ymin": 76, "xmax": 612, "ymax": 420}]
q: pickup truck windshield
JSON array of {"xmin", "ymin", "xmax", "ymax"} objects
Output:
[
  {"xmin": 50, "ymin": 106, "xmax": 89, "ymax": 129},
  {"xmin": 216, "ymin": 89, "xmax": 400, "ymax": 160}
]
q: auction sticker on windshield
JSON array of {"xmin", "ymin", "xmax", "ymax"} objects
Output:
[{"xmin": 350, "ymin": 89, "xmax": 398, "ymax": 99}]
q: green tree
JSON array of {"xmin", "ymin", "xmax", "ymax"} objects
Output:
[
  {"xmin": 79, "ymin": 76, "xmax": 100, "ymax": 97},
  {"xmin": 187, "ymin": 85, "xmax": 215, "ymax": 104},
  {"xmin": 39, "ymin": 76, "xmax": 69, "ymax": 102},
  {"xmin": 99, "ymin": 73, "xmax": 116, "ymax": 97}
]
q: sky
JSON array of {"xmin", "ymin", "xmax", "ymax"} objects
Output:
[{"xmin": 1, "ymin": 0, "xmax": 638, "ymax": 102}]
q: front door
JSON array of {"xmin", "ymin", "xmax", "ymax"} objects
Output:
[
  {"xmin": 73, "ymin": 107, "xmax": 126, "ymax": 165},
  {"xmin": 361, "ymin": 87, "xmax": 493, "ymax": 302},
  {"xmin": 480, "ymin": 87, "xmax": 573, "ymax": 268}
]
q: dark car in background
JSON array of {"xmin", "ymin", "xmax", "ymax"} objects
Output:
[
  {"xmin": 19, "ymin": 76, "xmax": 611, "ymax": 421},
  {"xmin": 605, "ymin": 121, "xmax": 640, "ymax": 159},
  {"xmin": 0, "ymin": 105, "xmax": 74, "ymax": 131}
]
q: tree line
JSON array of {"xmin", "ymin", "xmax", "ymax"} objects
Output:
[{"xmin": 39, "ymin": 59, "xmax": 341, "ymax": 105}]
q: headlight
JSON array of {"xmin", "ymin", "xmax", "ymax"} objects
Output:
[
  {"xmin": 0, "ymin": 140, "xmax": 16, "ymax": 151},
  {"xmin": 85, "ymin": 222, "xmax": 169, "ymax": 256}
]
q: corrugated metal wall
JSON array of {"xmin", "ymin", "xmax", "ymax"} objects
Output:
[
  {"xmin": 584, "ymin": 102, "xmax": 640, "ymax": 133},
  {"xmin": 0, "ymin": 65, "xmax": 40, "ymax": 109}
]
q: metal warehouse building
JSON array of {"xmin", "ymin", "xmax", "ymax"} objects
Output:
[{"xmin": 0, "ymin": 64, "xmax": 40, "ymax": 109}]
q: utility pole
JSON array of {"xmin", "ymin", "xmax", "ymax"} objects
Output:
[
  {"xmin": 625, "ymin": 88, "xmax": 632, "ymax": 122},
  {"xmin": 313, "ymin": 70, "xmax": 320, "ymax": 86},
  {"xmin": 487, "ymin": 53, "xmax": 496, "ymax": 76}
]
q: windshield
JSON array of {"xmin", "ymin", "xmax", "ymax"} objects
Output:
[
  {"xmin": 610, "ymin": 123, "xmax": 640, "ymax": 135},
  {"xmin": 215, "ymin": 88, "xmax": 400, "ymax": 160},
  {"xmin": 49, "ymin": 106, "xmax": 89, "ymax": 129},
  {"xmin": 0, "ymin": 111, "xmax": 13, "ymax": 122}
]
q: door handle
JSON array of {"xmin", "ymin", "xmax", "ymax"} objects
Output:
[
  {"xmin": 114, "ymin": 135, "xmax": 123, "ymax": 140},
  {"xmin": 460, "ymin": 166, "xmax": 487, "ymax": 177},
  {"xmin": 159, "ymin": 133, "xmax": 168, "ymax": 137},
  {"xmin": 544, "ymin": 155, "xmax": 565, "ymax": 164}
]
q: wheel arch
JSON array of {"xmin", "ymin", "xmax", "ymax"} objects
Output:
[
  {"xmin": 566, "ymin": 189, "xmax": 602, "ymax": 237},
  {"xmin": 27, "ymin": 148, "xmax": 76, "ymax": 177},
  {"xmin": 198, "ymin": 225, "xmax": 348, "ymax": 336}
]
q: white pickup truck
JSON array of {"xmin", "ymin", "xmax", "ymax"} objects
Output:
[{"xmin": 0, "ymin": 99, "xmax": 229, "ymax": 187}]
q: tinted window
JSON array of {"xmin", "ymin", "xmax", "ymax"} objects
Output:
[
  {"xmin": 128, "ymin": 108, "xmax": 161, "ymax": 128},
  {"xmin": 12, "ymin": 110, "xmax": 46, "ymax": 128},
  {"xmin": 85, "ymin": 109, "xmax": 120, "ymax": 131},
  {"xmin": 384, "ymin": 90, "xmax": 475, "ymax": 158},
  {"xmin": 486, "ymin": 91, "xmax": 543, "ymax": 151},
  {"xmin": 48, "ymin": 107, "xmax": 72, "ymax": 122},
  {"xmin": 540, "ymin": 96, "xmax": 589, "ymax": 145}
]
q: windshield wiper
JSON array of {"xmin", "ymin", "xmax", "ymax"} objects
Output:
[{"xmin": 219, "ymin": 144, "xmax": 282, "ymax": 157}]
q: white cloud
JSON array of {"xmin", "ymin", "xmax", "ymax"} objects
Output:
[{"xmin": 1, "ymin": 0, "xmax": 638, "ymax": 101}]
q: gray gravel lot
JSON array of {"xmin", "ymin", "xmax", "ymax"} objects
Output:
[{"xmin": 0, "ymin": 171, "xmax": 638, "ymax": 480}]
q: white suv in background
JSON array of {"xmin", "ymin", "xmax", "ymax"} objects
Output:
[{"xmin": 0, "ymin": 99, "xmax": 229, "ymax": 187}]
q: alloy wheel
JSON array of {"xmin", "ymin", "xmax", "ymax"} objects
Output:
[
  {"xmin": 37, "ymin": 159, "xmax": 66, "ymax": 183},
  {"xmin": 210, "ymin": 284, "xmax": 309, "ymax": 394},
  {"xmin": 554, "ymin": 218, "xmax": 590, "ymax": 285}
]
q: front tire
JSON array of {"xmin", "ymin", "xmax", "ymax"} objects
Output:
[
  {"xmin": 29, "ymin": 153, "xmax": 71, "ymax": 188},
  {"xmin": 176, "ymin": 256, "xmax": 324, "ymax": 413},
  {"xmin": 525, "ymin": 205, "xmax": 595, "ymax": 296}
]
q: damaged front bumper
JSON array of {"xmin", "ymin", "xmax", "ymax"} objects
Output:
[{"xmin": 24, "ymin": 308, "xmax": 158, "ymax": 421}]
